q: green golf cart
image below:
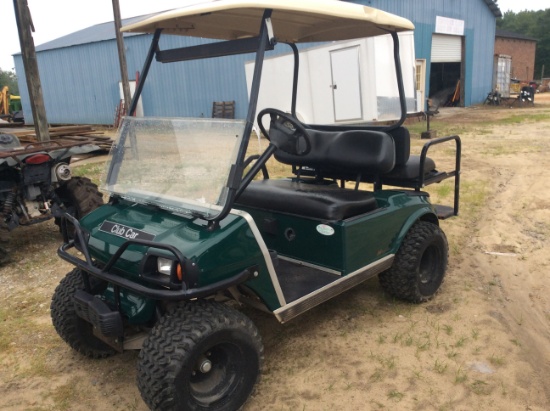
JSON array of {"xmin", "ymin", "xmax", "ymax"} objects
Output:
[{"xmin": 51, "ymin": 1, "xmax": 461, "ymax": 410}]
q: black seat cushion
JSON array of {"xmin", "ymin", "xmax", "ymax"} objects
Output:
[
  {"xmin": 236, "ymin": 179, "xmax": 377, "ymax": 221},
  {"xmin": 382, "ymin": 155, "xmax": 436, "ymax": 180}
]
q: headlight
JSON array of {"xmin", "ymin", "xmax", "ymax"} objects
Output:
[
  {"xmin": 157, "ymin": 257, "xmax": 174, "ymax": 276},
  {"xmin": 157, "ymin": 257, "xmax": 183, "ymax": 281}
]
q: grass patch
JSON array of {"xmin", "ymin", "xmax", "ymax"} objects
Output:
[
  {"xmin": 498, "ymin": 113, "xmax": 549, "ymax": 125},
  {"xmin": 470, "ymin": 380, "xmax": 492, "ymax": 396},
  {"xmin": 458, "ymin": 180, "xmax": 489, "ymax": 217},
  {"xmin": 489, "ymin": 354, "xmax": 505, "ymax": 367},
  {"xmin": 387, "ymin": 389, "xmax": 404, "ymax": 402},
  {"xmin": 434, "ymin": 358, "xmax": 448, "ymax": 374},
  {"xmin": 48, "ymin": 380, "xmax": 80, "ymax": 411},
  {"xmin": 72, "ymin": 162, "xmax": 105, "ymax": 186}
]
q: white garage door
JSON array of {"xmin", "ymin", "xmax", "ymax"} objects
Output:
[{"xmin": 431, "ymin": 34, "xmax": 462, "ymax": 63}]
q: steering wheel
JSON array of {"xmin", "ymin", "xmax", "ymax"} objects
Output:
[{"xmin": 257, "ymin": 108, "xmax": 311, "ymax": 155}]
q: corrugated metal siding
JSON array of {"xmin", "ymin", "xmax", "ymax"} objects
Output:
[
  {"xmin": 15, "ymin": 0, "xmax": 497, "ymax": 124},
  {"xmin": 15, "ymin": 34, "xmax": 258, "ymax": 124},
  {"xmin": 131, "ymin": 35, "xmax": 256, "ymax": 120},
  {"xmin": 359, "ymin": 0, "xmax": 497, "ymax": 106}
]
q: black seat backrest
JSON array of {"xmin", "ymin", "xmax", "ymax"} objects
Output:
[
  {"xmin": 273, "ymin": 129, "xmax": 332, "ymax": 168},
  {"xmin": 388, "ymin": 127, "xmax": 411, "ymax": 167},
  {"xmin": 274, "ymin": 129, "xmax": 395, "ymax": 175}
]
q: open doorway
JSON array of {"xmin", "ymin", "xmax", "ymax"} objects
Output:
[
  {"xmin": 429, "ymin": 34, "xmax": 463, "ymax": 108},
  {"xmin": 429, "ymin": 62, "xmax": 461, "ymax": 107}
]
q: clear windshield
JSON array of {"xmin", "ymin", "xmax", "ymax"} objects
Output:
[{"xmin": 102, "ymin": 117, "xmax": 246, "ymax": 219}]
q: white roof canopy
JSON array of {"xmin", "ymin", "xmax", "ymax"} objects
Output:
[{"xmin": 121, "ymin": 0, "xmax": 414, "ymax": 43}]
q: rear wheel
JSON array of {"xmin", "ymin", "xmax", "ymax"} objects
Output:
[
  {"xmin": 138, "ymin": 300, "xmax": 263, "ymax": 411},
  {"xmin": 50, "ymin": 269, "xmax": 116, "ymax": 358},
  {"xmin": 379, "ymin": 221, "xmax": 448, "ymax": 303}
]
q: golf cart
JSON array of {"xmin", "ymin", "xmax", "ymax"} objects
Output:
[{"xmin": 51, "ymin": 1, "xmax": 461, "ymax": 410}]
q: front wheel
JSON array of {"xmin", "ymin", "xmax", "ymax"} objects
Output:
[
  {"xmin": 138, "ymin": 300, "xmax": 263, "ymax": 411},
  {"xmin": 50, "ymin": 269, "xmax": 116, "ymax": 358},
  {"xmin": 379, "ymin": 221, "xmax": 448, "ymax": 303}
]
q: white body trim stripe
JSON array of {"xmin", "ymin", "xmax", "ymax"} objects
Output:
[{"xmin": 230, "ymin": 209, "xmax": 286, "ymax": 306}]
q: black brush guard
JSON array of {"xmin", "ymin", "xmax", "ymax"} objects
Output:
[{"xmin": 58, "ymin": 214, "xmax": 254, "ymax": 301}]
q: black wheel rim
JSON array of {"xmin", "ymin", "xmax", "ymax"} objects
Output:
[
  {"xmin": 189, "ymin": 342, "xmax": 242, "ymax": 406},
  {"xmin": 418, "ymin": 244, "xmax": 442, "ymax": 293}
]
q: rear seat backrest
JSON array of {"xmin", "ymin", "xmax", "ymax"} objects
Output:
[
  {"xmin": 326, "ymin": 131, "xmax": 395, "ymax": 174},
  {"xmin": 274, "ymin": 129, "xmax": 395, "ymax": 175},
  {"xmin": 388, "ymin": 127, "xmax": 411, "ymax": 167}
]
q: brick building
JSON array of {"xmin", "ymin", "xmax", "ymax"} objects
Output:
[{"xmin": 495, "ymin": 29, "xmax": 537, "ymax": 81}]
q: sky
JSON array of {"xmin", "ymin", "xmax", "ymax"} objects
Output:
[
  {"xmin": 1, "ymin": 0, "xmax": 549, "ymax": 72},
  {"xmin": 1, "ymin": 0, "xmax": 206, "ymax": 71}
]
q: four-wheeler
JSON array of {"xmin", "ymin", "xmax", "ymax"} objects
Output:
[
  {"xmin": 0, "ymin": 133, "xmax": 103, "ymax": 262},
  {"xmin": 51, "ymin": 1, "xmax": 461, "ymax": 410}
]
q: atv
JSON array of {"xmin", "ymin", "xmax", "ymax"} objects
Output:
[
  {"xmin": 0, "ymin": 133, "xmax": 103, "ymax": 262},
  {"xmin": 51, "ymin": 1, "xmax": 461, "ymax": 410}
]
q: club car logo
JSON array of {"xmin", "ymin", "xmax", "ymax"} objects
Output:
[
  {"xmin": 100, "ymin": 221, "xmax": 155, "ymax": 241},
  {"xmin": 316, "ymin": 224, "xmax": 335, "ymax": 236}
]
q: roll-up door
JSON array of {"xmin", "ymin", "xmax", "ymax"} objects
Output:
[{"xmin": 431, "ymin": 34, "xmax": 462, "ymax": 63}]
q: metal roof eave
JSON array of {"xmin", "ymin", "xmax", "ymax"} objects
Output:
[{"xmin": 484, "ymin": 0, "xmax": 503, "ymax": 18}]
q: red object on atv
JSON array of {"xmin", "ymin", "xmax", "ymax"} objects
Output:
[{"xmin": 24, "ymin": 153, "xmax": 52, "ymax": 164}]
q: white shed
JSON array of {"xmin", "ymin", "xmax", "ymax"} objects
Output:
[{"xmin": 245, "ymin": 31, "xmax": 417, "ymax": 127}]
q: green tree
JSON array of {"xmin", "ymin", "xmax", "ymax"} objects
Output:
[
  {"xmin": 497, "ymin": 9, "xmax": 550, "ymax": 79},
  {"xmin": 0, "ymin": 68, "xmax": 19, "ymax": 94}
]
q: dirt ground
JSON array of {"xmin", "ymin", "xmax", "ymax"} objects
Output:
[{"xmin": 1, "ymin": 94, "xmax": 549, "ymax": 410}]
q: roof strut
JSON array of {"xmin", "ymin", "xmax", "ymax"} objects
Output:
[
  {"xmin": 209, "ymin": 9, "xmax": 274, "ymax": 228},
  {"xmin": 129, "ymin": 29, "xmax": 162, "ymax": 116}
]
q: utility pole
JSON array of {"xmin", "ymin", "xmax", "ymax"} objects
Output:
[
  {"xmin": 13, "ymin": 0, "xmax": 50, "ymax": 141},
  {"xmin": 112, "ymin": 0, "xmax": 132, "ymax": 116}
]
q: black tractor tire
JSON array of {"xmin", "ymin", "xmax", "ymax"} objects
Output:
[
  {"xmin": 137, "ymin": 300, "xmax": 263, "ymax": 411},
  {"xmin": 50, "ymin": 268, "xmax": 116, "ymax": 359},
  {"xmin": 55, "ymin": 176, "xmax": 103, "ymax": 230},
  {"xmin": 379, "ymin": 221, "xmax": 448, "ymax": 303}
]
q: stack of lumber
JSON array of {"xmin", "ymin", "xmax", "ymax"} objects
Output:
[{"xmin": 10, "ymin": 125, "xmax": 113, "ymax": 151}]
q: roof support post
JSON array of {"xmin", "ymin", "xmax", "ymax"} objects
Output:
[
  {"xmin": 213, "ymin": 9, "xmax": 274, "ymax": 226},
  {"xmin": 128, "ymin": 29, "xmax": 161, "ymax": 116},
  {"xmin": 386, "ymin": 31, "xmax": 406, "ymax": 131}
]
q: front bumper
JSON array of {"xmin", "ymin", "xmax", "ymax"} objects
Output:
[{"xmin": 58, "ymin": 214, "xmax": 254, "ymax": 301}]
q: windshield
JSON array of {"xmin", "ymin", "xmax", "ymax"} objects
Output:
[{"xmin": 102, "ymin": 117, "xmax": 246, "ymax": 219}]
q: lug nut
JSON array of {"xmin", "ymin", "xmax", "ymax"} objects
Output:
[{"xmin": 199, "ymin": 358, "xmax": 212, "ymax": 373}]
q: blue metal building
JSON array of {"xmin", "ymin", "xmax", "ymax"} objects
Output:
[
  {"xmin": 13, "ymin": 14, "xmax": 256, "ymax": 124},
  {"xmin": 356, "ymin": 0, "xmax": 501, "ymax": 108},
  {"xmin": 14, "ymin": 0, "xmax": 501, "ymax": 125}
]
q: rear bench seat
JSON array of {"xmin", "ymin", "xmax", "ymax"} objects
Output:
[
  {"xmin": 381, "ymin": 127, "xmax": 436, "ymax": 182},
  {"xmin": 236, "ymin": 130, "xmax": 395, "ymax": 220}
]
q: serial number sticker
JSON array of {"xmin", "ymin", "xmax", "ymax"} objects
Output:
[
  {"xmin": 99, "ymin": 221, "xmax": 156, "ymax": 241},
  {"xmin": 316, "ymin": 224, "xmax": 335, "ymax": 236}
]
